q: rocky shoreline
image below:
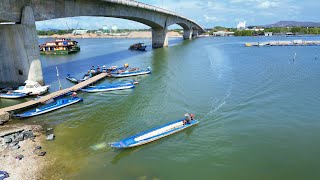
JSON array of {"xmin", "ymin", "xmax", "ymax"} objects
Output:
[{"xmin": 0, "ymin": 124, "xmax": 53, "ymax": 180}]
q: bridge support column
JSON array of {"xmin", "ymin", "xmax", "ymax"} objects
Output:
[
  {"xmin": 183, "ymin": 29, "xmax": 193, "ymax": 40},
  {"xmin": 0, "ymin": 6, "xmax": 43, "ymax": 86},
  {"xmin": 192, "ymin": 29, "xmax": 199, "ymax": 38},
  {"xmin": 152, "ymin": 27, "xmax": 168, "ymax": 48}
]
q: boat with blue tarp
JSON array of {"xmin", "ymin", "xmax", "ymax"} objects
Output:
[
  {"xmin": 111, "ymin": 67, "xmax": 151, "ymax": 78},
  {"xmin": 80, "ymin": 83, "xmax": 135, "ymax": 92},
  {"xmin": 14, "ymin": 96, "xmax": 83, "ymax": 118},
  {"xmin": 109, "ymin": 113, "xmax": 199, "ymax": 149},
  {"xmin": 129, "ymin": 43, "xmax": 147, "ymax": 51},
  {"xmin": 0, "ymin": 92, "xmax": 29, "ymax": 99}
]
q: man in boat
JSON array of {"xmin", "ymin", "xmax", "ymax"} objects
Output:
[
  {"xmin": 102, "ymin": 65, "xmax": 107, "ymax": 73},
  {"xmin": 90, "ymin": 66, "xmax": 96, "ymax": 76},
  {"xmin": 184, "ymin": 113, "xmax": 192, "ymax": 124},
  {"xmin": 97, "ymin": 65, "xmax": 101, "ymax": 74},
  {"xmin": 71, "ymin": 92, "xmax": 77, "ymax": 97}
]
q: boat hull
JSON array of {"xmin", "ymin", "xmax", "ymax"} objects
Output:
[
  {"xmin": 110, "ymin": 119, "xmax": 199, "ymax": 149},
  {"xmin": 0, "ymin": 92, "xmax": 28, "ymax": 99},
  {"xmin": 14, "ymin": 97, "xmax": 83, "ymax": 118},
  {"xmin": 81, "ymin": 84, "xmax": 135, "ymax": 92},
  {"xmin": 66, "ymin": 76, "xmax": 79, "ymax": 84},
  {"xmin": 111, "ymin": 70, "xmax": 151, "ymax": 78}
]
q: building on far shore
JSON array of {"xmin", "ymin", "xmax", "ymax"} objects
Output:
[
  {"xmin": 212, "ymin": 31, "xmax": 235, "ymax": 36},
  {"xmin": 264, "ymin": 32, "xmax": 273, "ymax": 36},
  {"xmin": 72, "ymin": 29, "xmax": 88, "ymax": 35},
  {"xmin": 246, "ymin": 26, "xmax": 265, "ymax": 31},
  {"xmin": 237, "ymin": 21, "xmax": 246, "ymax": 30}
]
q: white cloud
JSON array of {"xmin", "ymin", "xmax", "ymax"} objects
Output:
[
  {"xmin": 257, "ymin": 1, "xmax": 279, "ymax": 9},
  {"xmin": 204, "ymin": 15, "xmax": 224, "ymax": 22}
]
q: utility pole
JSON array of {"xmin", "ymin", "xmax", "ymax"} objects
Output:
[{"xmin": 56, "ymin": 66, "xmax": 62, "ymax": 90}]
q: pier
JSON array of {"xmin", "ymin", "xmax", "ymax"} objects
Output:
[
  {"xmin": 0, "ymin": 73, "xmax": 109, "ymax": 122},
  {"xmin": 245, "ymin": 40, "xmax": 320, "ymax": 47}
]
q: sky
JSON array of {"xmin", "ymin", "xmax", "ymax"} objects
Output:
[{"xmin": 35, "ymin": 0, "xmax": 320, "ymax": 30}]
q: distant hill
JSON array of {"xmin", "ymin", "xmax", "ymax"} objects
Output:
[{"xmin": 261, "ymin": 21, "xmax": 320, "ymax": 28}]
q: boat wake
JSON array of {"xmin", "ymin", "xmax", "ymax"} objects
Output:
[{"xmin": 203, "ymin": 54, "xmax": 233, "ymax": 119}]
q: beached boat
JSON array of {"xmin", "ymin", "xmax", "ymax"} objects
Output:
[
  {"xmin": 39, "ymin": 38, "xmax": 80, "ymax": 55},
  {"xmin": 109, "ymin": 114, "xmax": 199, "ymax": 149},
  {"xmin": 129, "ymin": 43, "xmax": 147, "ymax": 51},
  {"xmin": 14, "ymin": 80, "xmax": 50, "ymax": 95},
  {"xmin": 81, "ymin": 83, "xmax": 135, "ymax": 92},
  {"xmin": 0, "ymin": 92, "xmax": 29, "ymax": 99},
  {"xmin": 14, "ymin": 97, "xmax": 83, "ymax": 118},
  {"xmin": 111, "ymin": 67, "xmax": 151, "ymax": 78}
]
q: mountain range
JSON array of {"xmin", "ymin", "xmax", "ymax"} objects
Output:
[{"xmin": 261, "ymin": 21, "xmax": 320, "ymax": 28}]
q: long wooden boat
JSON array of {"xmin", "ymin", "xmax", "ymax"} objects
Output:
[
  {"xmin": 14, "ymin": 97, "xmax": 83, "ymax": 118},
  {"xmin": 111, "ymin": 68, "xmax": 151, "ymax": 78},
  {"xmin": 109, "ymin": 117, "xmax": 199, "ymax": 149},
  {"xmin": 80, "ymin": 83, "xmax": 135, "ymax": 92},
  {"xmin": 0, "ymin": 92, "xmax": 29, "ymax": 99}
]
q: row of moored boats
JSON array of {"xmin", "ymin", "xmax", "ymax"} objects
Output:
[{"xmin": 2, "ymin": 64, "xmax": 199, "ymax": 149}]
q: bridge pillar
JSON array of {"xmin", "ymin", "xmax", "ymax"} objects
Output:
[
  {"xmin": 0, "ymin": 6, "xmax": 43, "ymax": 86},
  {"xmin": 183, "ymin": 29, "xmax": 193, "ymax": 40},
  {"xmin": 152, "ymin": 27, "xmax": 168, "ymax": 48},
  {"xmin": 192, "ymin": 29, "xmax": 199, "ymax": 38}
]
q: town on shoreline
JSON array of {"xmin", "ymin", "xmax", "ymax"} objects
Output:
[{"xmin": 37, "ymin": 25, "xmax": 320, "ymax": 39}]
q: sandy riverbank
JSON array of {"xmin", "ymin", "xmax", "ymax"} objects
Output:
[
  {"xmin": 39, "ymin": 31, "xmax": 182, "ymax": 39},
  {"xmin": 0, "ymin": 124, "xmax": 49, "ymax": 180}
]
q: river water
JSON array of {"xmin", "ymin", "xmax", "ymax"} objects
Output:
[{"xmin": 2, "ymin": 36, "xmax": 320, "ymax": 179}]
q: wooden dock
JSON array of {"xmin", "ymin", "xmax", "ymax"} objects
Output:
[{"xmin": 0, "ymin": 73, "xmax": 108, "ymax": 113}]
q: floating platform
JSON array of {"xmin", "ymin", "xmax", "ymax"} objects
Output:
[{"xmin": 245, "ymin": 40, "xmax": 320, "ymax": 47}]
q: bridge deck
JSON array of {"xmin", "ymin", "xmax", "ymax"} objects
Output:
[{"xmin": 0, "ymin": 73, "xmax": 108, "ymax": 113}]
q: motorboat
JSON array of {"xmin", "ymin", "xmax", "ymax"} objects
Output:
[{"xmin": 14, "ymin": 80, "xmax": 50, "ymax": 95}]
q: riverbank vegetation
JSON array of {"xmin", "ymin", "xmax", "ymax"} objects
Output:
[{"xmin": 205, "ymin": 26, "xmax": 320, "ymax": 36}]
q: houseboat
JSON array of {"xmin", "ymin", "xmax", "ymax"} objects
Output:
[{"xmin": 39, "ymin": 38, "xmax": 80, "ymax": 55}]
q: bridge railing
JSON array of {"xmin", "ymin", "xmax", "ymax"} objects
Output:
[{"xmin": 105, "ymin": 0, "xmax": 201, "ymax": 27}]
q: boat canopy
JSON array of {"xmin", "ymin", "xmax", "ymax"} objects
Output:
[{"xmin": 24, "ymin": 80, "xmax": 41, "ymax": 86}]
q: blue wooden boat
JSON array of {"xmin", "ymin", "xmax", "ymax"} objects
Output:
[
  {"xmin": 110, "ymin": 116, "xmax": 199, "ymax": 149},
  {"xmin": 81, "ymin": 83, "xmax": 135, "ymax": 92},
  {"xmin": 0, "ymin": 92, "xmax": 29, "ymax": 99},
  {"xmin": 66, "ymin": 74, "xmax": 79, "ymax": 84},
  {"xmin": 14, "ymin": 97, "xmax": 83, "ymax": 118},
  {"xmin": 111, "ymin": 67, "xmax": 151, "ymax": 78}
]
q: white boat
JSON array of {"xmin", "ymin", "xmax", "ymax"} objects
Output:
[{"xmin": 14, "ymin": 80, "xmax": 50, "ymax": 95}]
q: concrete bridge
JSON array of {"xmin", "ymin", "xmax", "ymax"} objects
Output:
[{"xmin": 0, "ymin": 0, "xmax": 205, "ymax": 85}]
